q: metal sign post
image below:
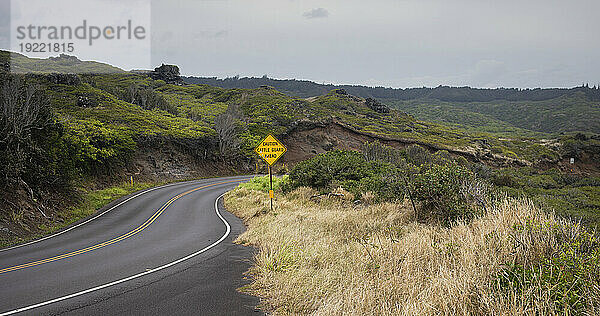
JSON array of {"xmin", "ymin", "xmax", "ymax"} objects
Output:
[
  {"xmin": 269, "ymin": 165, "xmax": 273, "ymax": 210},
  {"xmin": 254, "ymin": 134, "xmax": 287, "ymax": 211}
]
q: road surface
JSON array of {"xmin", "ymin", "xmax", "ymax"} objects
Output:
[{"xmin": 0, "ymin": 176, "xmax": 262, "ymax": 315}]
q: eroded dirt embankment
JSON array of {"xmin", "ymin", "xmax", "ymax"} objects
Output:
[{"xmin": 280, "ymin": 121, "xmax": 527, "ymax": 167}]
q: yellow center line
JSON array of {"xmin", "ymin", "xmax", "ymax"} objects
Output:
[{"xmin": 0, "ymin": 179, "xmax": 243, "ymax": 275}]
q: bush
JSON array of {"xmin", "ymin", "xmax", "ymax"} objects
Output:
[
  {"xmin": 285, "ymin": 150, "xmax": 382, "ymax": 192},
  {"xmin": 351, "ymin": 170, "xmax": 406, "ymax": 201},
  {"xmin": 361, "ymin": 140, "xmax": 402, "ymax": 165},
  {"xmin": 468, "ymin": 162, "xmax": 492, "ymax": 179},
  {"xmin": 527, "ymin": 174, "xmax": 559, "ymax": 189},
  {"xmin": 0, "ymin": 77, "xmax": 78, "ymax": 192},
  {"xmin": 492, "ymin": 170, "xmax": 518, "ymax": 187},
  {"xmin": 63, "ymin": 119, "xmax": 136, "ymax": 174},
  {"xmin": 285, "ymin": 148, "xmax": 491, "ymax": 222},
  {"xmin": 405, "ymin": 144, "xmax": 432, "ymax": 166},
  {"xmin": 432, "ymin": 150, "xmax": 452, "ymax": 165},
  {"xmin": 412, "ymin": 164, "xmax": 477, "ymax": 224},
  {"xmin": 562, "ymin": 138, "xmax": 585, "ymax": 158}
]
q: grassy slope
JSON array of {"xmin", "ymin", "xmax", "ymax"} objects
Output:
[
  {"xmin": 225, "ymin": 185, "xmax": 600, "ymax": 315},
  {"xmin": 185, "ymin": 75, "xmax": 600, "ymax": 136},
  {"xmin": 50, "ymin": 81, "xmax": 214, "ymax": 140}
]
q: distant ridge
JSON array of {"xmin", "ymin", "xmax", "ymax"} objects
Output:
[
  {"xmin": 184, "ymin": 75, "xmax": 600, "ymax": 102},
  {"xmin": 0, "ymin": 51, "xmax": 125, "ymax": 74}
]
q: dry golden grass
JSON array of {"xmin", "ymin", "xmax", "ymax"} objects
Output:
[{"xmin": 225, "ymin": 186, "xmax": 598, "ymax": 315}]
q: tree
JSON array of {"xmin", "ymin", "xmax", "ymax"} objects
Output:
[
  {"xmin": 127, "ymin": 84, "xmax": 138, "ymax": 104},
  {"xmin": 0, "ymin": 76, "xmax": 52, "ymax": 189},
  {"xmin": 214, "ymin": 103, "xmax": 242, "ymax": 159}
]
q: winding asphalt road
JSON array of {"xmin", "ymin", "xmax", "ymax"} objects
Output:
[{"xmin": 0, "ymin": 176, "xmax": 262, "ymax": 315}]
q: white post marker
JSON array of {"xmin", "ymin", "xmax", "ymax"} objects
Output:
[{"xmin": 254, "ymin": 134, "xmax": 287, "ymax": 211}]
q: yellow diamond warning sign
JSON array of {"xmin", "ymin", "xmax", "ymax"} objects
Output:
[{"xmin": 254, "ymin": 134, "xmax": 287, "ymax": 166}]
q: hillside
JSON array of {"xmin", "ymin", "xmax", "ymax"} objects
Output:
[
  {"xmin": 2, "ymin": 51, "xmax": 124, "ymax": 74},
  {"xmin": 186, "ymin": 76, "xmax": 600, "ymax": 135},
  {"xmin": 59, "ymin": 75, "xmax": 565, "ymax": 167},
  {"xmin": 386, "ymin": 92, "xmax": 600, "ymax": 136},
  {"xmin": 0, "ymin": 51, "xmax": 598, "ymax": 247}
]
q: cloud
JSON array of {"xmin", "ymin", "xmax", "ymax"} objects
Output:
[{"xmin": 303, "ymin": 8, "xmax": 329, "ymax": 19}]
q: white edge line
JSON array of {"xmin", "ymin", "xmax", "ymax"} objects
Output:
[
  {"xmin": 0, "ymin": 179, "xmax": 229, "ymax": 253},
  {"xmin": 0, "ymin": 192, "xmax": 231, "ymax": 316}
]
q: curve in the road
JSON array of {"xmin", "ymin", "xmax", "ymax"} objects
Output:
[
  {"xmin": 0, "ymin": 179, "xmax": 242, "ymax": 275},
  {"xmin": 0, "ymin": 188, "xmax": 238, "ymax": 316},
  {"xmin": 0, "ymin": 180, "xmax": 201, "ymax": 253}
]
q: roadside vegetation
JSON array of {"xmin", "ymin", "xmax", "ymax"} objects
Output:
[
  {"xmin": 0, "ymin": 180, "xmax": 163, "ymax": 248},
  {"xmin": 239, "ymin": 175, "xmax": 288, "ymax": 192},
  {"xmin": 225, "ymin": 142, "xmax": 600, "ymax": 315}
]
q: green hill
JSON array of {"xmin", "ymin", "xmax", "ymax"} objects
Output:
[
  {"xmin": 0, "ymin": 51, "xmax": 585, "ymax": 191},
  {"xmin": 52, "ymin": 73, "xmax": 564, "ymax": 165},
  {"xmin": 186, "ymin": 76, "xmax": 600, "ymax": 135},
  {"xmin": 386, "ymin": 92, "xmax": 600, "ymax": 136}
]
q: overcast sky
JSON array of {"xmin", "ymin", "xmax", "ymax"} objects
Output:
[{"xmin": 3, "ymin": 0, "xmax": 600, "ymax": 88}]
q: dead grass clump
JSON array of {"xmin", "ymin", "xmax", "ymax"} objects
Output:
[{"xmin": 360, "ymin": 191, "xmax": 377, "ymax": 205}]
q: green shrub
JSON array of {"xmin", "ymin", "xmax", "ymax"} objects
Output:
[
  {"xmin": 468, "ymin": 162, "xmax": 493, "ymax": 179},
  {"xmin": 492, "ymin": 170, "xmax": 519, "ymax": 187},
  {"xmin": 493, "ymin": 167, "xmax": 600, "ymax": 228},
  {"xmin": 405, "ymin": 144, "xmax": 432, "ymax": 166},
  {"xmin": 573, "ymin": 176, "xmax": 600, "ymax": 187},
  {"xmin": 356, "ymin": 169, "xmax": 409, "ymax": 201},
  {"xmin": 285, "ymin": 148, "xmax": 488, "ymax": 217},
  {"xmin": 361, "ymin": 140, "xmax": 402, "ymax": 165},
  {"xmin": 562, "ymin": 138, "xmax": 585, "ymax": 158},
  {"xmin": 412, "ymin": 164, "xmax": 477, "ymax": 224},
  {"xmin": 285, "ymin": 150, "xmax": 381, "ymax": 192},
  {"xmin": 63, "ymin": 119, "xmax": 136, "ymax": 174},
  {"xmin": 432, "ymin": 150, "xmax": 452, "ymax": 165},
  {"xmin": 527, "ymin": 174, "xmax": 559, "ymax": 189}
]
